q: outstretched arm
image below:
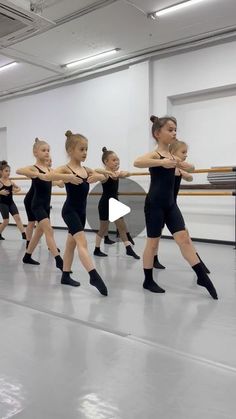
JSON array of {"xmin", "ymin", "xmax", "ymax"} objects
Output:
[
  {"xmin": 16, "ymin": 165, "xmax": 38, "ymax": 178},
  {"xmin": 87, "ymin": 168, "xmax": 107, "ymax": 183}
]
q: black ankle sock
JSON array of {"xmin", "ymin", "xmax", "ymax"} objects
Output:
[
  {"xmin": 196, "ymin": 252, "xmax": 210, "ymax": 274},
  {"xmin": 89, "ymin": 269, "xmax": 108, "ymax": 296},
  {"xmin": 93, "ymin": 247, "xmax": 107, "ymax": 257},
  {"xmin": 55, "ymin": 254, "xmax": 63, "ymax": 271},
  {"xmin": 26, "ymin": 240, "xmax": 30, "ymax": 249},
  {"xmin": 126, "ymin": 245, "xmax": 140, "ymax": 259},
  {"xmin": 143, "ymin": 268, "xmax": 165, "ymax": 293},
  {"xmin": 104, "ymin": 236, "xmax": 115, "ymax": 245},
  {"xmin": 192, "ymin": 263, "xmax": 218, "ymax": 300},
  {"xmin": 22, "ymin": 232, "xmax": 26, "ymax": 240},
  {"xmin": 0, "ymin": 234, "xmax": 5, "ymax": 240},
  {"xmin": 126, "ymin": 232, "xmax": 135, "ymax": 245},
  {"xmin": 153, "ymin": 255, "xmax": 166, "ymax": 269},
  {"xmin": 22, "ymin": 253, "xmax": 40, "ymax": 265},
  {"xmin": 61, "ymin": 272, "xmax": 80, "ymax": 287}
]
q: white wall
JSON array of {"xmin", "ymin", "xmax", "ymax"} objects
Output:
[{"xmin": 0, "ymin": 41, "xmax": 235, "ymax": 242}]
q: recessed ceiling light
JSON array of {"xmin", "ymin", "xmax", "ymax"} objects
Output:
[
  {"xmin": 64, "ymin": 48, "xmax": 120, "ymax": 69},
  {"xmin": 149, "ymin": 0, "xmax": 206, "ymax": 19}
]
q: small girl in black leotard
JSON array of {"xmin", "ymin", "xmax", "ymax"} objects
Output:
[
  {"xmin": 94, "ymin": 147, "xmax": 140, "ymax": 259},
  {"xmin": 47, "ymin": 130, "xmax": 108, "ymax": 295},
  {"xmin": 23, "ymin": 156, "xmax": 64, "ymax": 249},
  {"xmin": 134, "ymin": 115, "xmax": 218, "ymax": 300},
  {"xmin": 17, "ymin": 139, "xmax": 75, "ymax": 268},
  {"xmin": 153, "ymin": 139, "xmax": 193, "ymax": 269},
  {"xmin": 0, "ymin": 160, "xmax": 26, "ymax": 240}
]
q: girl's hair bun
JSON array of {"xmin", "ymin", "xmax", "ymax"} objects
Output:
[
  {"xmin": 65, "ymin": 130, "xmax": 73, "ymax": 138},
  {"xmin": 150, "ymin": 115, "xmax": 158, "ymax": 123},
  {"xmin": 102, "ymin": 147, "xmax": 107, "ymax": 152}
]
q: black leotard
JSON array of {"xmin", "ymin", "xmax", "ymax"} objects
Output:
[
  {"xmin": 144, "ymin": 153, "xmax": 185, "ymax": 237},
  {"xmin": 98, "ymin": 176, "xmax": 119, "ymax": 221},
  {"xmin": 31, "ymin": 166, "xmax": 52, "ymax": 222},
  {"xmin": 174, "ymin": 175, "xmax": 182, "ymax": 202},
  {"xmin": 24, "ymin": 180, "xmax": 35, "ymax": 222},
  {"xmin": 62, "ymin": 166, "xmax": 89, "ymax": 235},
  {"xmin": 0, "ymin": 181, "xmax": 18, "ymax": 219}
]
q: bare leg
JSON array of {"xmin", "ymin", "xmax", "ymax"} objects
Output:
[
  {"xmin": 63, "ymin": 233, "xmax": 76, "ymax": 271},
  {"xmin": 13, "ymin": 214, "xmax": 25, "ymax": 234},
  {"xmin": 25, "ymin": 221, "xmax": 35, "ymax": 242},
  {"xmin": 94, "ymin": 221, "xmax": 109, "ymax": 256},
  {"xmin": 37, "ymin": 218, "xmax": 60, "ymax": 257},
  {"xmin": 95, "ymin": 220, "xmax": 109, "ymax": 247},
  {"xmin": 143, "ymin": 237, "xmax": 160, "ymax": 268},
  {"xmin": 0, "ymin": 219, "xmax": 9, "ymax": 235},
  {"xmin": 61, "ymin": 233, "xmax": 80, "ymax": 287},
  {"xmin": 27, "ymin": 224, "xmax": 44, "ymax": 254},
  {"xmin": 115, "ymin": 218, "xmax": 140, "ymax": 259},
  {"xmin": 173, "ymin": 230, "xmax": 217, "ymax": 299},
  {"xmin": 173, "ymin": 230, "xmax": 199, "ymax": 266}
]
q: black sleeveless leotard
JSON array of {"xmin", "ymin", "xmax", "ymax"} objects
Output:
[
  {"xmin": 144, "ymin": 153, "xmax": 185, "ymax": 237},
  {"xmin": 0, "ymin": 181, "xmax": 19, "ymax": 219},
  {"xmin": 62, "ymin": 166, "xmax": 89, "ymax": 235},
  {"xmin": 24, "ymin": 180, "xmax": 35, "ymax": 222},
  {"xmin": 31, "ymin": 166, "xmax": 52, "ymax": 222},
  {"xmin": 174, "ymin": 175, "xmax": 182, "ymax": 202},
  {"xmin": 98, "ymin": 176, "xmax": 119, "ymax": 221}
]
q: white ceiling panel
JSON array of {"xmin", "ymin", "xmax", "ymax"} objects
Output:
[
  {"xmin": 1, "ymin": 0, "xmax": 236, "ymax": 98},
  {"xmin": 41, "ymin": 0, "xmax": 109, "ymax": 20},
  {"xmin": 0, "ymin": 62, "xmax": 56, "ymax": 92},
  {"xmin": 0, "ymin": 54, "xmax": 12, "ymax": 67},
  {"xmin": 9, "ymin": 0, "xmax": 236, "ymax": 65}
]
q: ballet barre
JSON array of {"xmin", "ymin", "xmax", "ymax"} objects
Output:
[
  {"xmin": 129, "ymin": 167, "xmax": 236, "ymax": 176},
  {"xmin": 10, "ymin": 166, "xmax": 236, "ymax": 181},
  {"xmin": 13, "ymin": 191, "xmax": 235, "ymax": 196}
]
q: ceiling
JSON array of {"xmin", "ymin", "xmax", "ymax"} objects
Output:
[{"xmin": 1, "ymin": 0, "xmax": 236, "ymax": 99}]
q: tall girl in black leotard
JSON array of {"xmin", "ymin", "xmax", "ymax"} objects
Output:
[
  {"xmin": 0, "ymin": 160, "xmax": 26, "ymax": 240},
  {"xmin": 46, "ymin": 130, "xmax": 108, "ymax": 295},
  {"xmin": 134, "ymin": 115, "xmax": 218, "ymax": 300},
  {"xmin": 94, "ymin": 147, "xmax": 140, "ymax": 259},
  {"xmin": 17, "ymin": 138, "xmax": 76, "ymax": 268}
]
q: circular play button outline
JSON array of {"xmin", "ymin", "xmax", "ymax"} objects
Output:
[{"xmin": 86, "ymin": 177, "xmax": 147, "ymax": 238}]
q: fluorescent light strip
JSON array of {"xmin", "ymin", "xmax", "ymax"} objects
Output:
[
  {"xmin": 65, "ymin": 49, "xmax": 120, "ymax": 69},
  {"xmin": 0, "ymin": 62, "xmax": 17, "ymax": 72},
  {"xmin": 154, "ymin": 0, "xmax": 205, "ymax": 17}
]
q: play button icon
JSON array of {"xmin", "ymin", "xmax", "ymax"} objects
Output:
[{"xmin": 109, "ymin": 198, "xmax": 131, "ymax": 222}]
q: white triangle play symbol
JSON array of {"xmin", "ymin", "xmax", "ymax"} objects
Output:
[{"xmin": 109, "ymin": 198, "xmax": 131, "ymax": 222}]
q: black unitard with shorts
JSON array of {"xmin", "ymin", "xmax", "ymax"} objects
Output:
[
  {"xmin": 62, "ymin": 166, "xmax": 89, "ymax": 236},
  {"xmin": 174, "ymin": 175, "xmax": 182, "ymax": 202},
  {"xmin": 98, "ymin": 176, "xmax": 119, "ymax": 221},
  {"xmin": 144, "ymin": 154, "xmax": 185, "ymax": 238},
  {"xmin": 24, "ymin": 180, "xmax": 35, "ymax": 222},
  {"xmin": 31, "ymin": 166, "xmax": 52, "ymax": 222},
  {"xmin": 0, "ymin": 182, "xmax": 19, "ymax": 219}
]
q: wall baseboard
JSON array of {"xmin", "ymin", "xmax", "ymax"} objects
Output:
[{"xmin": 8, "ymin": 224, "xmax": 234, "ymax": 246}]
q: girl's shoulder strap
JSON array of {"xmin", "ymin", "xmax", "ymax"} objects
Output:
[
  {"xmin": 66, "ymin": 165, "xmax": 76, "ymax": 175},
  {"xmin": 154, "ymin": 151, "xmax": 165, "ymax": 159}
]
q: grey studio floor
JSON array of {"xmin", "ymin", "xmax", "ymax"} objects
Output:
[{"xmin": 0, "ymin": 227, "xmax": 236, "ymax": 419}]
